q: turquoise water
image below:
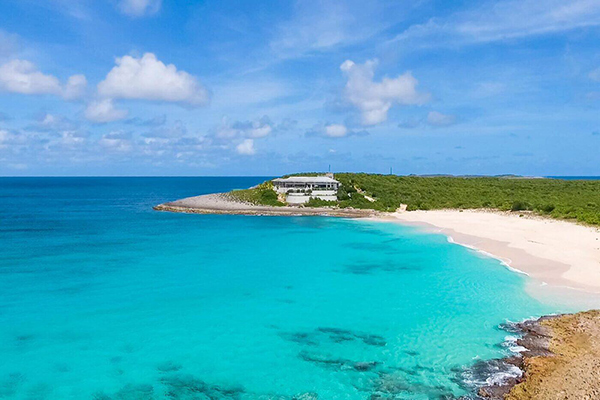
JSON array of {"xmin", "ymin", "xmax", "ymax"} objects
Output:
[{"xmin": 0, "ymin": 178, "xmax": 567, "ymax": 399}]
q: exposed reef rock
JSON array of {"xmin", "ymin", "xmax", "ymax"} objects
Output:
[{"xmin": 478, "ymin": 310, "xmax": 600, "ymax": 400}]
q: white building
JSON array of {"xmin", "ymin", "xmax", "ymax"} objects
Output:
[{"xmin": 272, "ymin": 175, "xmax": 340, "ymax": 204}]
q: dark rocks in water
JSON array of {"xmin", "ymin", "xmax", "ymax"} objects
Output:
[
  {"xmin": 94, "ymin": 373, "xmax": 246, "ymax": 400},
  {"xmin": 284, "ymin": 326, "xmax": 387, "ymax": 379},
  {"xmin": 298, "ymin": 351, "xmax": 349, "ymax": 370},
  {"xmin": 498, "ymin": 321, "xmax": 521, "ymax": 334},
  {"xmin": 316, "ymin": 327, "xmax": 355, "ymax": 343},
  {"xmin": 359, "ymin": 334, "xmax": 386, "ymax": 347},
  {"xmin": 156, "ymin": 361, "xmax": 183, "ymax": 373},
  {"xmin": 15, "ymin": 334, "xmax": 35, "ymax": 343},
  {"xmin": 292, "ymin": 392, "xmax": 318, "ymax": 400},
  {"xmin": 329, "ymin": 334, "xmax": 355, "ymax": 343},
  {"xmin": 460, "ymin": 357, "xmax": 523, "ymax": 400},
  {"xmin": 372, "ymin": 373, "xmax": 410, "ymax": 395},
  {"xmin": 279, "ymin": 332, "xmax": 319, "ymax": 346},
  {"xmin": 316, "ymin": 327, "xmax": 351, "ymax": 335},
  {"xmin": 475, "ymin": 316, "xmax": 560, "ymax": 399},
  {"xmin": 113, "ymin": 383, "xmax": 154, "ymax": 399},
  {"xmin": 353, "ymin": 362, "xmax": 379, "ymax": 372},
  {"xmin": 298, "ymin": 351, "xmax": 380, "ymax": 373},
  {"xmin": 92, "ymin": 392, "xmax": 112, "ymax": 400},
  {"xmin": 370, "ymin": 372, "xmax": 456, "ymax": 399},
  {"xmin": 161, "ymin": 373, "xmax": 245, "ymax": 399},
  {"xmin": 389, "ymin": 366, "xmax": 418, "ymax": 376},
  {"xmin": 252, "ymin": 392, "xmax": 317, "ymax": 400},
  {"xmin": 316, "ymin": 327, "xmax": 386, "ymax": 347},
  {"xmin": 0, "ymin": 373, "xmax": 26, "ymax": 398},
  {"xmin": 514, "ymin": 320, "xmax": 554, "ymax": 358},
  {"xmin": 341, "ymin": 261, "xmax": 419, "ymax": 275},
  {"xmin": 281, "ymin": 326, "xmax": 386, "ymax": 348}
]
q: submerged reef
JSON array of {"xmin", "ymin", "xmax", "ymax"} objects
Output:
[
  {"xmin": 279, "ymin": 326, "xmax": 468, "ymax": 399},
  {"xmin": 279, "ymin": 326, "xmax": 387, "ymax": 349},
  {"xmin": 315, "ymin": 327, "xmax": 387, "ymax": 347},
  {"xmin": 339, "ymin": 259, "xmax": 421, "ymax": 275},
  {"xmin": 12, "ymin": 312, "xmax": 600, "ymax": 399}
]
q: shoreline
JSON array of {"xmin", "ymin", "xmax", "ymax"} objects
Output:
[
  {"xmin": 158, "ymin": 194, "xmax": 600, "ymax": 299},
  {"xmin": 476, "ymin": 311, "xmax": 600, "ymax": 399},
  {"xmin": 156, "ymin": 195, "xmax": 600, "ymax": 303},
  {"xmin": 375, "ymin": 209, "xmax": 600, "ymax": 309}
]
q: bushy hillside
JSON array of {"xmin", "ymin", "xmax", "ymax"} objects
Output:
[{"xmin": 230, "ymin": 174, "xmax": 600, "ymax": 225}]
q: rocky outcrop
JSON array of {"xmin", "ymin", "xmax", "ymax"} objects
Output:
[{"xmin": 479, "ymin": 311, "xmax": 600, "ymax": 400}]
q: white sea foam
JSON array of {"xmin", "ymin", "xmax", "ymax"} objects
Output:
[
  {"xmin": 503, "ymin": 335, "xmax": 528, "ymax": 354},
  {"xmin": 446, "ymin": 235, "xmax": 531, "ymax": 276},
  {"xmin": 485, "ymin": 365, "xmax": 523, "ymax": 386}
]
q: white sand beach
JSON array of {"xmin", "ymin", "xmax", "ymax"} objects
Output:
[{"xmin": 380, "ymin": 210, "xmax": 600, "ymax": 307}]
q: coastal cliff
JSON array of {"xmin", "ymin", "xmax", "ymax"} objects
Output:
[{"xmin": 480, "ymin": 310, "xmax": 600, "ymax": 399}]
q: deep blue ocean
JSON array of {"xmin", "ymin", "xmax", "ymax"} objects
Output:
[{"xmin": 0, "ymin": 178, "xmax": 575, "ymax": 399}]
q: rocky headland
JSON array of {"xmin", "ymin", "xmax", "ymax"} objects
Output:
[{"xmin": 478, "ymin": 310, "xmax": 600, "ymax": 399}]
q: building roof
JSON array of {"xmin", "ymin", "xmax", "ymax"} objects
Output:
[{"xmin": 272, "ymin": 176, "xmax": 339, "ymax": 184}]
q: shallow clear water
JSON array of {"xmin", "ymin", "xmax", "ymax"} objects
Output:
[{"xmin": 0, "ymin": 178, "xmax": 569, "ymax": 399}]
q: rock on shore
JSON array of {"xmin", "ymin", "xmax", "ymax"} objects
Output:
[{"xmin": 479, "ymin": 310, "xmax": 600, "ymax": 399}]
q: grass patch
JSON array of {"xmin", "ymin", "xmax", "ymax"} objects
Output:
[{"xmin": 229, "ymin": 182, "xmax": 285, "ymax": 207}]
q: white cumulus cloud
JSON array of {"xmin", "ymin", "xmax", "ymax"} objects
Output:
[
  {"xmin": 85, "ymin": 99, "xmax": 129, "ymax": 123},
  {"xmin": 0, "ymin": 59, "xmax": 87, "ymax": 99},
  {"xmin": 340, "ymin": 59, "xmax": 429, "ymax": 126},
  {"xmin": 236, "ymin": 139, "xmax": 255, "ymax": 155},
  {"xmin": 324, "ymin": 124, "xmax": 348, "ymax": 137},
  {"xmin": 63, "ymin": 74, "xmax": 88, "ymax": 100},
  {"xmin": 97, "ymin": 53, "xmax": 209, "ymax": 106},
  {"xmin": 99, "ymin": 131, "xmax": 132, "ymax": 152},
  {"xmin": 306, "ymin": 123, "xmax": 368, "ymax": 138},
  {"xmin": 118, "ymin": 0, "xmax": 162, "ymax": 17}
]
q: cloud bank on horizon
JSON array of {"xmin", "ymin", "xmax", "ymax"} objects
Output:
[{"xmin": 0, "ymin": 0, "xmax": 598, "ymax": 176}]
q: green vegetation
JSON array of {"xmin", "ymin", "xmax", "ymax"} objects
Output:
[
  {"xmin": 333, "ymin": 174, "xmax": 600, "ymax": 225},
  {"xmin": 229, "ymin": 174, "xmax": 600, "ymax": 225},
  {"xmin": 229, "ymin": 181, "xmax": 285, "ymax": 207},
  {"xmin": 304, "ymin": 197, "xmax": 337, "ymax": 207}
]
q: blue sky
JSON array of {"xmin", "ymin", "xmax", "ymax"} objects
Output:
[{"xmin": 0, "ymin": 0, "xmax": 599, "ymax": 176}]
